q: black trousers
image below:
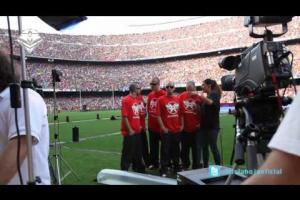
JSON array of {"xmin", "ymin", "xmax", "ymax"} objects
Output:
[
  {"xmin": 181, "ymin": 131, "xmax": 201, "ymax": 169},
  {"xmin": 120, "ymin": 134, "xmax": 145, "ymax": 173},
  {"xmin": 160, "ymin": 133, "xmax": 180, "ymax": 173},
  {"xmin": 149, "ymin": 130, "xmax": 161, "ymax": 168},
  {"xmin": 140, "ymin": 130, "xmax": 150, "ymax": 167},
  {"xmin": 198, "ymin": 128, "xmax": 221, "ymax": 168}
]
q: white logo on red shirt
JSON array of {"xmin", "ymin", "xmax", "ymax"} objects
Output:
[
  {"xmin": 150, "ymin": 98, "xmax": 158, "ymax": 110},
  {"xmin": 183, "ymin": 99, "xmax": 197, "ymax": 112},
  {"xmin": 166, "ymin": 101, "xmax": 179, "ymax": 115},
  {"xmin": 132, "ymin": 103, "xmax": 140, "ymax": 116}
]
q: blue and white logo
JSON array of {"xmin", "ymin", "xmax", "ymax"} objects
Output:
[
  {"xmin": 208, "ymin": 165, "xmax": 221, "ymax": 177},
  {"xmin": 16, "ymin": 29, "xmax": 42, "ymax": 54}
]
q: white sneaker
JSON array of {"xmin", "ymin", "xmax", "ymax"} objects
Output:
[
  {"xmin": 148, "ymin": 165, "xmax": 154, "ymax": 169},
  {"xmin": 148, "ymin": 165, "xmax": 158, "ymax": 170}
]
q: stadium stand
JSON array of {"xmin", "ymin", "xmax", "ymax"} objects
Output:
[{"xmin": 0, "ymin": 16, "xmax": 299, "ymax": 110}]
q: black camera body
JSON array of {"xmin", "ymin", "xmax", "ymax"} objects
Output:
[
  {"xmin": 218, "ymin": 17, "xmax": 295, "ymax": 172},
  {"xmin": 31, "ymin": 78, "xmax": 44, "ymax": 97},
  {"xmin": 221, "ymin": 41, "xmax": 292, "ymax": 97},
  {"xmin": 52, "ymin": 69, "xmax": 62, "ymax": 83},
  {"xmin": 244, "ymin": 16, "xmax": 293, "ymax": 28},
  {"xmin": 219, "ymin": 16, "xmax": 293, "ymax": 98}
]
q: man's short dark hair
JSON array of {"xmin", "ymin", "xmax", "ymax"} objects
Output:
[
  {"xmin": 129, "ymin": 83, "xmax": 138, "ymax": 93},
  {"xmin": 0, "ymin": 49, "xmax": 20, "ymax": 92}
]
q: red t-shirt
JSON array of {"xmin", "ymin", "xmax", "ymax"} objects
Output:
[
  {"xmin": 147, "ymin": 89, "xmax": 166, "ymax": 133},
  {"xmin": 121, "ymin": 95, "xmax": 141, "ymax": 136},
  {"xmin": 156, "ymin": 95, "xmax": 182, "ymax": 134},
  {"xmin": 136, "ymin": 95, "xmax": 146, "ymax": 129},
  {"xmin": 179, "ymin": 91, "xmax": 203, "ymax": 133}
]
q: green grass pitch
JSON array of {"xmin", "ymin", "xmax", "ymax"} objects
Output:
[{"xmin": 48, "ymin": 110, "xmax": 235, "ymax": 185}]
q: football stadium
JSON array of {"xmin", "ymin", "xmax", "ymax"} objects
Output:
[{"xmin": 1, "ymin": 16, "xmax": 300, "ymax": 185}]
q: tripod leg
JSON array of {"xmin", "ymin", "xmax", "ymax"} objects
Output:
[
  {"xmin": 55, "ymin": 154, "xmax": 62, "ymax": 184},
  {"xmin": 224, "ymin": 163, "xmax": 238, "ymax": 185},
  {"xmin": 48, "ymin": 156, "xmax": 58, "ymax": 185},
  {"xmin": 60, "ymin": 156, "xmax": 80, "ymax": 180},
  {"xmin": 61, "ymin": 171, "xmax": 72, "ymax": 182},
  {"xmin": 230, "ymin": 147, "xmax": 235, "ymax": 166},
  {"xmin": 256, "ymin": 153, "xmax": 265, "ymax": 168},
  {"xmin": 246, "ymin": 141, "xmax": 258, "ymax": 171},
  {"xmin": 219, "ymin": 129, "xmax": 224, "ymax": 165}
]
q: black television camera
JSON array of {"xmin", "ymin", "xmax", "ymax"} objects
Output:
[
  {"xmin": 31, "ymin": 78, "xmax": 44, "ymax": 97},
  {"xmin": 219, "ymin": 16, "xmax": 296, "ymax": 174},
  {"xmin": 52, "ymin": 69, "xmax": 62, "ymax": 83},
  {"xmin": 219, "ymin": 16, "xmax": 293, "ymax": 97}
]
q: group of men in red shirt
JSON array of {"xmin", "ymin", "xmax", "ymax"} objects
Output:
[{"xmin": 120, "ymin": 77, "xmax": 212, "ymax": 177}]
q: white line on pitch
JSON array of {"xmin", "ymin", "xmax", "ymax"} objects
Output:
[
  {"xmin": 48, "ymin": 117, "xmax": 114, "ymax": 125},
  {"xmin": 50, "ymin": 131, "xmax": 121, "ymax": 144},
  {"xmin": 62, "ymin": 146, "xmax": 121, "ymax": 155},
  {"xmin": 79, "ymin": 132, "xmax": 120, "ymax": 142}
]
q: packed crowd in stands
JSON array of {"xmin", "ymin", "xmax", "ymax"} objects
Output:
[
  {"xmin": 25, "ymin": 55, "xmax": 229, "ymax": 91},
  {"xmin": 44, "ymin": 85, "xmax": 299, "ymax": 111},
  {"xmin": 0, "ymin": 17, "xmax": 300, "ymax": 61},
  {"xmin": 44, "ymin": 96, "xmax": 123, "ymax": 112},
  {"xmin": 25, "ymin": 44, "xmax": 300, "ymax": 92},
  {"xmin": 1, "ymin": 16, "xmax": 300, "ymax": 110}
]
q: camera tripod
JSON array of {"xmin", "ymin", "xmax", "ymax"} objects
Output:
[
  {"xmin": 48, "ymin": 73, "xmax": 80, "ymax": 185},
  {"xmin": 225, "ymin": 100, "xmax": 280, "ymax": 185},
  {"xmin": 49, "ymin": 139, "xmax": 80, "ymax": 184}
]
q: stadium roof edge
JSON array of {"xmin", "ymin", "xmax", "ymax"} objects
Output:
[{"xmin": 0, "ymin": 16, "xmax": 232, "ymax": 36}]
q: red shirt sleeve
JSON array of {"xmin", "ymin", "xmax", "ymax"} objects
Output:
[{"xmin": 121, "ymin": 98, "xmax": 130, "ymax": 117}]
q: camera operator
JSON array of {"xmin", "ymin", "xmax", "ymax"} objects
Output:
[
  {"xmin": 199, "ymin": 78, "xmax": 222, "ymax": 168},
  {"xmin": 243, "ymin": 93, "xmax": 300, "ymax": 185},
  {"xmin": 0, "ymin": 49, "xmax": 50, "ymax": 185}
]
